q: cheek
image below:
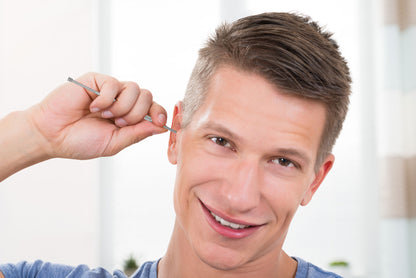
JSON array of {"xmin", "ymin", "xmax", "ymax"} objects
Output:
[
  {"xmin": 263, "ymin": 175, "xmax": 309, "ymax": 218},
  {"xmin": 173, "ymin": 146, "xmax": 226, "ymax": 211}
]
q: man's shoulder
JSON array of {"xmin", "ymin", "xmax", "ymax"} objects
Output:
[
  {"xmin": 293, "ymin": 257, "xmax": 343, "ymax": 278},
  {"xmin": 131, "ymin": 260, "xmax": 158, "ymax": 278},
  {"xmin": 0, "ymin": 260, "xmax": 128, "ymax": 278},
  {"xmin": 1, "ymin": 258, "xmax": 340, "ymax": 278},
  {"xmin": 133, "ymin": 258, "xmax": 341, "ymax": 278}
]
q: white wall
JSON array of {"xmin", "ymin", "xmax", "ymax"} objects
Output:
[{"xmin": 0, "ymin": 0, "xmax": 100, "ymax": 267}]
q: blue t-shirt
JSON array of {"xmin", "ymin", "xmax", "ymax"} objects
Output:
[{"xmin": 0, "ymin": 257, "xmax": 341, "ymax": 278}]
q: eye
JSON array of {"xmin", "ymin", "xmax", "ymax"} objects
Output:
[
  {"xmin": 271, "ymin": 157, "xmax": 296, "ymax": 168},
  {"xmin": 210, "ymin": 136, "xmax": 232, "ymax": 149}
]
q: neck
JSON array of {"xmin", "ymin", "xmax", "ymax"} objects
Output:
[{"xmin": 158, "ymin": 219, "xmax": 297, "ymax": 278}]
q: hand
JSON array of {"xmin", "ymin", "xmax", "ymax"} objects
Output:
[{"xmin": 26, "ymin": 72, "xmax": 168, "ymax": 159}]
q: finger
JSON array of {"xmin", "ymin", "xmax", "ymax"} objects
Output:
[
  {"xmin": 101, "ymin": 81, "xmax": 141, "ymax": 119},
  {"xmin": 148, "ymin": 101, "xmax": 168, "ymax": 127},
  {"xmin": 87, "ymin": 74, "xmax": 122, "ymax": 112},
  {"xmin": 104, "ymin": 121, "xmax": 166, "ymax": 155},
  {"xmin": 115, "ymin": 89, "xmax": 153, "ymax": 127},
  {"xmin": 74, "ymin": 73, "xmax": 118, "ymax": 103}
]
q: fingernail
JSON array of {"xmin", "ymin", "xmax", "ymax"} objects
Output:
[
  {"xmin": 158, "ymin": 114, "xmax": 167, "ymax": 125},
  {"xmin": 116, "ymin": 118, "xmax": 127, "ymax": 127},
  {"xmin": 91, "ymin": 107, "xmax": 100, "ymax": 113},
  {"xmin": 102, "ymin": 110, "xmax": 113, "ymax": 118}
]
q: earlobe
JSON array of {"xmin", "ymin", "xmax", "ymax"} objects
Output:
[
  {"xmin": 301, "ymin": 154, "xmax": 335, "ymax": 206},
  {"xmin": 167, "ymin": 101, "xmax": 183, "ymax": 165}
]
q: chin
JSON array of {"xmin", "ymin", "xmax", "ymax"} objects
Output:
[
  {"xmin": 200, "ymin": 254, "xmax": 246, "ymax": 271},
  {"xmin": 193, "ymin": 241, "xmax": 253, "ymax": 272}
]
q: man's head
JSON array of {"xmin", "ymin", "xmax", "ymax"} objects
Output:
[
  {"xmin": 165, "ymin": 12, "xmax": 351, "ymax": 275},
  {"xmin": 182, "ymin": 12, "xmax": 351, "ymax": 169}
]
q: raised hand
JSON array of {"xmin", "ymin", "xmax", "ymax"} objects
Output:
[{"xmin": 0, "ymin": 72, "xmax": 169, "ymax": 181}]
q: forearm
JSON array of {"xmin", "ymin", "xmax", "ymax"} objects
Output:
[{"xmin": 0, "ymin": 110, "xmax": 49, "ymax": 182}]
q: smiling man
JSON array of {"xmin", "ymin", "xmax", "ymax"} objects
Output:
[
  {"xmin": 159, "ymin": 12, "xmax": 351, "ymax": 277},
  {"xmin": 0, "ymin": 12, "xmax": 350, "ymax": 278},
  {"xmin": 160, "ymin": 66, "xmax": 333, "ymax": 277}
]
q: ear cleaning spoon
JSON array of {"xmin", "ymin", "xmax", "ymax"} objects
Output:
[{"xmin": 67, "ymin": 77, "xmax": 176, "ymax": 133}]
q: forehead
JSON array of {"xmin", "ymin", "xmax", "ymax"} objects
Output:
[{"xmin": 188, "ymin": 66, "xmax": 326, "ymax": 162}]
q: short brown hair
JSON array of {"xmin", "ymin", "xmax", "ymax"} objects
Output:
[{"xmin": 183, "ymin": 12, "xmax": 351, "ymax": 168}]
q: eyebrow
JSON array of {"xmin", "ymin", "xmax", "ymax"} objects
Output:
[
  {"xmin": 198, "ymin": 121, "xmax": 243, "ymax": 142},
  {"xmin": 198, "ymin": 121, "xmax": 312, "ymax": 166},
  {"xmin": 272, "ymin": 147, "xmax": 311, "ymax": 167}
]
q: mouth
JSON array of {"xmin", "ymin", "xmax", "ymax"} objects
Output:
[
  {"xmin": 200, "ymin": 200, "xmax": 262, "ymax": 239},
  {"xmin": 209, "ymin": 210, "xmax": 252, "ymax": 229}
]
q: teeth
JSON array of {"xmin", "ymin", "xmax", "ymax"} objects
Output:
[{"xmin": 210, "ymin": 211, "xmax": 250, "ymax": 229}]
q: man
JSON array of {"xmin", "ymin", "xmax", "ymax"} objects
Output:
[{"xmin": 0, "ymin": 12, "xmax": 350, "ymax": 278}]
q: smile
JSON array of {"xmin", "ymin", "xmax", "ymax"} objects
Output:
[
  {"xmin": 200, "ymin": 200, "xmax": 262, "ymax": 239},
  {"xmin": 209, "ymin": 211, "xmax": 251, "ymax": 229}
]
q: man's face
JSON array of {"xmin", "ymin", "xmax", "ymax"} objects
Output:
[{"xmin": 168, "ymin": 66, "xmax": 333, "ymax": 271}]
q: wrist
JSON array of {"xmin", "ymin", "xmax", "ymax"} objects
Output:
[{"xmin": 0, "ymin": 110, "xmax": 50, "ymax": 181}]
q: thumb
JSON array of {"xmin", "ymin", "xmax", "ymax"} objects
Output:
[{"xmin": 102, "ymin": 120, "xmax": 166, "ymax": 156}]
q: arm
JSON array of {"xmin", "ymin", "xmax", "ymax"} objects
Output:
[
  {"xmin": 0, "ymin": 110, "xmax": 49, "ymax": 181},
  {"xmin": 0, "ymin": 72, "xmax": 168, "ymax": 182}
]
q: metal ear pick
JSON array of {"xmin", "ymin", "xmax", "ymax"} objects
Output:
[{"xmin": 67, "ymin": 77, "xmax": 176, "ymax": 133}]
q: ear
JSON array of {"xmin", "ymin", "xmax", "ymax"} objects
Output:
[
  {"xmin": 167, "ymin": 101, "xmax": 183, "ymax": 165},
  {"xmin": 300, "ymin": 154, "xmax": 335, "ymax": 206}
]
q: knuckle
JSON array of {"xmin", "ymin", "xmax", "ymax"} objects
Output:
[
  {"xmin": 83, "ymin": 71, "xmax": 95, "ymax": 78},
  {"xmin": 101, "ymin": 77, "xmax": 120, "ymax": 91},
  {"xmin": 140, "ymin": 89, "xmax": 153, "ymax": 102},
  {"xmin": 108, "ymin": 77, "xmax": 120, "ymax": 86},
  {"xmin": 125, "ymin": 81, "xmax": 140, "ymax": 91}
]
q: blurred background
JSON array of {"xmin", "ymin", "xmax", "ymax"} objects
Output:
[{"xmin": 0, "ymin": 0, "xmax": 414, "ymax": 277}]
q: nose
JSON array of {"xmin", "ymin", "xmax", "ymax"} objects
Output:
[{"xmin": 221, "ymin": 158, "xmax": 262, "ymax": 213}]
